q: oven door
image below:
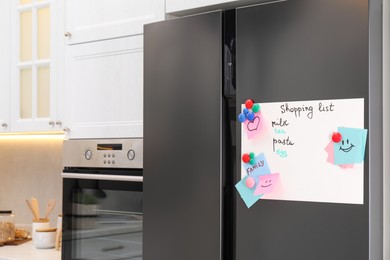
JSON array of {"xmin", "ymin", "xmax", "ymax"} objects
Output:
[{"xmin": 61, "ymin": 172, "xmax": 143, "ymax": 260}]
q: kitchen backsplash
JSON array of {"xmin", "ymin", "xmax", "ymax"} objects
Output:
[{"xmin": 0, "ymin": 135, "xmax": 63, "ymax": 228}]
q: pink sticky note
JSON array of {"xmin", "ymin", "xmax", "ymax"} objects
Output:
[
  {"xmin": 324, "ymin": 141, "xmax": 353, "ymax": 169},
  {"xmin": 254, "ymin": 173, "xmax": 279, "ymax": 195},
  {"xmin": 325, "ymin": 141, "xmax": 334, "ymax": 164},
  {"xmin": 244, "ymin": 113, "xmax": 263, "ymax": 139}
]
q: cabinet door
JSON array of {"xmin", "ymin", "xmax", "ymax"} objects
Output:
[
  {"xmin": 0, "ymin": 0, "xmax": 10, "ymax": 132},
  {"xmin": 65, "ymin": 0, "xmax": 164, "ymax": 45},
  {"xmin": 10, "ymin": 0, "xmax": 61, "ymax": 132},
  {"xmin": 64, "ymin": 36, "xmax": 143, "ymax": 139}
]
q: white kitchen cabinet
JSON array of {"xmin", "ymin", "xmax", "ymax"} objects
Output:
[
  {"xmin": 166, "ymin": 0, "xmax": 238, "ymax": 14},
  {"xmin": 0, "ymin": 83, "xmax": 10, "ymax": 133},
  {"xmin": 0, "ymin": 1, "xmax": 10, "ymax": 133},
  {"xmin": 0, "ymin": 76, "xmax": 10, "ymax": 133},
  {"xmin": 64, "ymin": 36, "xmax": 143, "ymax": 139},
  {"xmin": 166, "ymin": 0, "xmax": 248, "ymax": 15},
  {"xmin": 65, "ymin": 0, "xmax": 165, "ymax": 44},
  {"xmin": 165, "ymin": 0, "xmax": 271, "ymax": 16},
  {"xmin": 8, "ymin": 0, "xmax": 65, "ymax": 133}
]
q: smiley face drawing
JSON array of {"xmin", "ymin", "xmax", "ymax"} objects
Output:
[
  {"xmin": 339, "ymin": 138, "xmax": 355, "ymax": 153},
  {"xmin": 254, "ymin": 173, "xmax": 279, "ymax": 195},
  {"xmin": 333, "ymin": 127, "xmax": 367, "ymax": 165}
]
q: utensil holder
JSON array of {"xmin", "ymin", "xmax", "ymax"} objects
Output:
[
  {"xmin": 34, "ymin": 228, "xmax": 56, "ymax": 249},
  {"xmin": 32, "ymin": 219, "xmax": 49, "ymax": 241}
]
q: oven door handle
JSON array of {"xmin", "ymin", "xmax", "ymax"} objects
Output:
[{"xmin": 61, "ymin": 172, "xmax": 143, "ymax": 182}]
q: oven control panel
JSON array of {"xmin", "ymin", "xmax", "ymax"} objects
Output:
[{"xmin": 63, "ymin": 139, "xmax": 143, "ymax": 168}]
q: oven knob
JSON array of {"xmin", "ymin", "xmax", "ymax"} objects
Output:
[
  {"xmin": 127, "ymin": 150, "xmax": 135, "ymax": 160},
  {"xmin": 84, "ymin": 149, "xmax": 93, "ymax": 160}
]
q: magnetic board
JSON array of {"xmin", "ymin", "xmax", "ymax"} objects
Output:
[{"xmin": 241, "ymin": 98, "xmax": 365, "ymax": 204}]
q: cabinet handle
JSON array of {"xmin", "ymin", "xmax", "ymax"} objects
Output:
[
  {"xmin": 48, "ymin": 120, "xmax": 55, "ymax": 126},
  {"xmin": 63, "ymin": 127, "xmax": 70, "ymax": 132},
  {"xmin": 64, "ymin": 32, "xmax": 72, "ymax": 37},
  {"xmin": 1, "ymin": 123, "xmax": 7, "ymax": 128},
  {"xmin": 55, "ymin": 121, "xmax": 62, "ymax": 126}
]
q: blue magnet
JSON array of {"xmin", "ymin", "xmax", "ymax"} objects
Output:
[
  {"xmin": 246, "ymin": 112, "xmax": 255, "ymax": 121},
  {"xmin": 238, "ymin": 113, "xmax": 246, "ymax": 123},
  {"xmin": 243, "ymin": 108, "xmax": 249, "ymax": 115}
]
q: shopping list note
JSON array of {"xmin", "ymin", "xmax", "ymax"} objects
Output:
[{"xmin": 241, "ymin": 98, "xmax": 365, "ymax": 204}]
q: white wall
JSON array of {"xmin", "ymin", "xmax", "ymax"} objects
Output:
[{"xmin": 384, "ymin": 0, "xmax": 389, "ymax": 258}]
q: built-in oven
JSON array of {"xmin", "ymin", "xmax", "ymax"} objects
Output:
[{"xmin": 61, "ymin": 139, "xmax": 143, "ymax": 260}]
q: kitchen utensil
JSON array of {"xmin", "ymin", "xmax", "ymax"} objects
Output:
[
  {"xmin": 30, "ymin": 197, "xmax": 40, "ymax": 220},
  {"xmin": 55, "ymin": 215, "xmax": 62, "ymax": 251},
  {"xmin": 44, "ymin": 199, "xmax": 56, "ymax": 220},
  {"xmin": 26, "ymin": 199, "xmax": 39, "ymax": 221}
]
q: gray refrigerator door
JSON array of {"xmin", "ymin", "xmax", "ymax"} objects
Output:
[
  {"xmin": 144, "ymin": 11, "xmax": 223, "ymax": 260},
  {"xmin": 235, "ymin": 0, "xmax": 370, "ymax": 259}
]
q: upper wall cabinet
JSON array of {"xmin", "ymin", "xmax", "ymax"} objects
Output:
[
  {"xmin": 63, "ymin": 0, "xmax": 164, "ymax": 139},
  {"xmin": 0, "ymin": 1, "xmax": 10, "ymax": 133},
  {"xmin": 9, "ymin": 0, "xmax": 64, "ymax": 133},
  {"xmin": 64, "ymin": 36, "xmax": 144, "ymax": 139},
  {"xmin": 65, "ymin": 0, "xmax": 165, "ymax": 45},
  {"xmin": 165, "ymin": 0, "xmax": 273, "ymax": 16},
  {"xmin": 166, "ymin": 0, "xmax": 240, "ymax": 15}
]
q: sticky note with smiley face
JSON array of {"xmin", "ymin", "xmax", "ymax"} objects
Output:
[
  {"xmin": 254, "ymin": 173, "xmax": 280, "ymax": 195},
  {"xmin": 333, "ymin": 127, "xmax": 367, "ymax": 165}
]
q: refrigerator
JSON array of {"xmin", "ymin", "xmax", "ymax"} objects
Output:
[{"xmin": 143, "ymin": 0, "xmax": 383, "ymax": 259}]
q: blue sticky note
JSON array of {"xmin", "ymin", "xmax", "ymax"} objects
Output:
[
  {"xmin": 334, "ymin": 127, "xmax": 368, "ymax": 165},
  {"xmin": 243, "ymin": 153, "xmax": 272, "ymax": 185},
  {"xmin": 235, "ymin": 175, "xmax": 263, "ymax": 208}
]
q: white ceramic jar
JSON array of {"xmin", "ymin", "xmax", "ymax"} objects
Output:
[{"xmin": 33, "ymin": 228, "xmax": 57, "ymax": 249}]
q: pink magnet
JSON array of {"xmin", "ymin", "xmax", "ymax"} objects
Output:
[{"xmin": 245, "ymin": 176, "xmax": 255, "ymax": 189}]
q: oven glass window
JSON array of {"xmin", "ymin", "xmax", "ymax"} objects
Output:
[{"xmin": 63, "ymin": 179, "xmax": 142, "ymax": 260}]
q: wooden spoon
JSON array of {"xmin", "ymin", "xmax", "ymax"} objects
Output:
[
  {"xmin": 26, "ymin": 199, "xmax": 39, "ymax": 221},
  {"xmin": 30, "ymin": 197, "xmax": 40, "ymax": 220},
  {"xmin": 44, "ymin": 199, "xmax": 56, "ymax": 220}
]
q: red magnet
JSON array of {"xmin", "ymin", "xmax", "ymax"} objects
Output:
[
  {"xmin": 245, "ymin": 176, "xmax": 255, "ymax": 189},
  {"xmin": 332, "ymin": 132, "xmax": 342, "ymax": 143},
  {"xmin": 242, "ymin": 153, "xmax": 250, "ymax": 163},
  {"xmin": 245, "ymin": 99, "xmax": 254, "ymax": 109}
]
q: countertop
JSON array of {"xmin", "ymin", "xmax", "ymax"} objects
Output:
[{"xmin": 0, "ymin": 241, "xmax": 60, "ymax": 260}]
